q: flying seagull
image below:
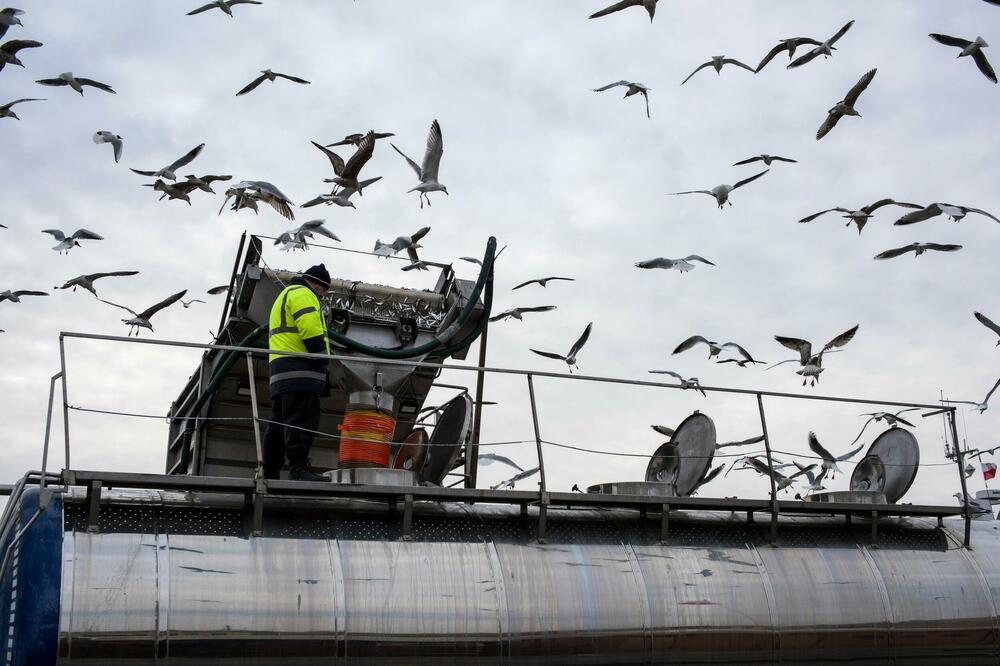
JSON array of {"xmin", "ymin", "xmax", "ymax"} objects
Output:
[
  {"xmin": 512, "ymin": 276, "xmax": 575, "ymax": 290},
  {"xmin": 489, "ymin": 305, "xmax": 557, "ymax": 323},
  {"xmin": 54, "ymin": 271, "xmax": 138, "ymax": 297},
  {"xmin": 788, "ymin": 20, "xmax": 855, "ymax": 68},
  {"xmin": 874, "ymin": 242, "xmax": 962, "ymax": 260},
  {"xmin": 850, "ymin": 408, "xmax": 920, "ymax": 445},
  {"xmin": 207, "ymin": 285, "xmax": 230, "ymax": 296},
  {"xmin": 588, "ymin": 0, "xmax": 657, "ymax": 22},
  {"xmin": 895, "ymin": 202, "xmax": 1000, "ymax": 226},
  {"xmin": 635, "ymin": 255, "xmax": 714, "ymax": 273},
  {"xmin": 754, "ymin": 38, "xmax": 823, "ymax": 72},
  {"xmin": 187, "ymin": 0, "xmax": 262, "ymax": 16},
  {"xmin": 310, "ymin": 132, "xmax": 377, "ymax": 194},
  {"xmin": 681, "ymin": 55, "xmax": 755, "ymax": 85},
  {"xmin": 648, "ymin": 370, "xmax": 706, "ymax": 396},
  {"xmin": 98, "ymin": 289, "xmax": 188, "ymax": 336},
  {"xmin": 275, "ymin": 219, "xmax": 340, "ymax": 251},
  {"xmin": 491, "ymin": 466, "xmax": 540, "ymax": 490},
  {"xmin": 180, "ymin": 174, "xmax": 232, "ymax": 194},
  {"xmin": 326, "ymin": 131, "xmax": 394, "ymax": 147},
  {"xmin": 392, "ymin": 119, "xmax": 447, "ymax": 208},
  {"xmin": 478, "ymin": 453, "xmax": 524, "ymax": 472},
  {"xmin": 373, "ymin": 226, "xmax": 431, "ymax": 266},
  {"xmin": 673, "ymin": 336, "xmax": 758, "ymax": 364},
  {"xmin": 733, "ymin": 154, "xmax": 797, "ymax": 167},
  {"xmin": 716, "ymin": 357, "xmax": 765, "ymax": 367},
  {"xmin": 817, "ymin": 68, "xmax": 876, "ymax": 140},
  {"xmin": 130, "ymin": 143, "xmax": 204, "ymax": 181},
  {"xmin": 219, "ymin": 180, "xmax": 295, "ymax": 220},
  {"xmin": 668, "ymin": 169, "xmax": 768, "ymax": 208},
  {"xmin": 808, "ymin": 432, "xmax": 863, "ymax": 479},
  {"xmin": 975, "ymin": 312, "xmax": 1000, "ymax": 346},
  {"xmin": 772, "ymin": 324, "xmax": 859, "ymax": 386},
  {"xmin": 36, "ymin": 71, "xmax": 115, "ymax": 95},
  {"xmin": 739, "ymin": 455, "xmax": 816, "ymax": 492},
  {"xmin": 42, "ymin": 228, "xmax": 103, "ymax": 254},
  {"xmin": 943, "ymin": 378, "xmax": 1000, "ymax": 413},
  {"xmin": 144, "ymin": 178, "xmax": 198, "ymax": 204},
  {"xmin": 0, "ymin": 38, "xmax": 40, "ymax": 71},
  {"xmin": 0, "ymin": 97, "xmax": 42, "ymax": 120},
  {"xmin": 690, "ymin": 464, "xmax": 726, "ymax": 495},
  {"xmin": 530, "ymin": 322, "xmax": 593, "ymax": 372},
  {"xmin": 592, "ymin": 80, "xmax": 651, "ymax": 118},
  {"xmin": 793, "ymin": 461, "xmax": 827, "ymax": 493},
  {"xmin": 236, "ymin": 69, "xmax": 310, "ymax": 96},
  {"xmin": 0, "ymin": 8, "xmax": 24, "ymax": 40},
  {"xmin": 180, "ymin": 298, "xmax": 205, "ymax": 308},
  {"xmin": 93, "ymin": 131, "xmax": 123, "ymax": 163},
  {"xmin": 301, "ymin": 177, "xmax": 381, "ymax": 209},
  {"xmin": 650, "ymin": 424, "xmax": 674, "ymax": 437},
  {"xmin": 929, "ymin": 33, "xmax": 996, "ymax": 83},
  {"xmin": 717, "ymin": 435, "xmax": 766, "ymax": 449},
  {"xmin": 0, "ymin": 289, "xmax": 47, "ymax": 303},
  {"xmin": 799, "ymin": 197, "xmax": 922, "ymax": 234}
]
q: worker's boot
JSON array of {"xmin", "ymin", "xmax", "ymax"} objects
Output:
[{"xmin": 289, "ymin": 461, "xmax": 328, "ymax": 482}]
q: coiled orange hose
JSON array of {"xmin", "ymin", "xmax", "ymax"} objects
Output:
[{"xmin": 338, "ymin": 408, "xmax": 395, "ymax": 468}]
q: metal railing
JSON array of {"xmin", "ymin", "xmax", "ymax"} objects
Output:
[{"xmin": 45, "ymin": 330, "xmax": 974, "ymax": 546}]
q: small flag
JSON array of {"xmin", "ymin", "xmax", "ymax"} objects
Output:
[{"xmin": 983, "ymin": 462, "xmax": 997, "ymax": 481}]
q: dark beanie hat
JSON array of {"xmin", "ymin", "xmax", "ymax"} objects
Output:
[{"xmin": 303, "ymin": 263, "xmax": 331, "ymax": 287}]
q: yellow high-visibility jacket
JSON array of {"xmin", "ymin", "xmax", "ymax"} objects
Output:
[{"xmin": 268, "ymin": 281, "xmax": 330, "ymax": 395}]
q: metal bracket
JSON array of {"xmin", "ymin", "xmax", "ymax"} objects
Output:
[
  {"xmin": 660, "ymin": 503, "xmax": 670, "ymax": 544},
  {"xmin": 769, "ymin": 499, "xmax": 780, "ymax": 545},
  {"xmin": 250, "ymin": 477, "xmax": 266, "ymax": 537},
  {"xmin": 536, "ymin": 492, "xmax": 548, "ymax": 543},
  {"xmin": 400, "ymin": 494, "xmax": 414, "ymax": 541},
  {"xmin": 85, "ymin": 480, "xmax": 102, "ymax": 533}
]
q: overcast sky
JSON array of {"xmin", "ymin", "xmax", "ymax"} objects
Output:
[{"xmin": 1, "ymin": 0, "xmax": 998, "ymax": 505}]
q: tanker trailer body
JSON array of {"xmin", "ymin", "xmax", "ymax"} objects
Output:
[{"xmin": 3, "ymin": 485, "xmax": 1000, "ymax": 665}]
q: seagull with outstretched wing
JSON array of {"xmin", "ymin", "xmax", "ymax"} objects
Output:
[
  {"xmin": 236, "ymin": 69, "xmax": 310, "ymax": 96},
  {"xmin": 799, "ymin": 197, "xmax": 921, "ymax": 234},
  {"xmin": 98, "ymin": 289, "xmax": 187, "ymax": 336},
  {"xmin": 669, "ymin": 169, "xmax": 769, "ymax": 208},
  {"xmin": 42, "ymin": 228, "xmax": 103, "ymax": 254},
  {"xmin": 817, "ymin": 68, "xmax": 876, "ymax": 140},
  {"xmin": 975, "ymin": 311, "xmax": 1000, "ymax": 346},
  {"xmin": 874, "ymin": 242, "xmax": 962, "ymax": 260},
  {"xmin": 130, "ymin": 143, "xmax": 204, "ymax": 181},
  {"xmin": 530, "ymin": 322, "xmax": 593, "ymax": 372},
  {"xmin": 895, "ymin": 202, "xmax": 1000, "ymax": 226},
  {"xmin": 772, "ymin": 324, "xmax": 859, "ymax": 386},
  {"xmin": 808, "ymin": 431, "xmax": 863, "ymax": 478},
  {"xmin": 36, "ymin": 71, "xmax": 115, "ymax": 95},
  {"xmin": 392, "ymin": 119, "xmax": 447, "ymax": 208},
  {"xmin": 592, "ymin": 80, "xmax": 651, "ymax": 118},
  {"xmin": 648, "ymin": 370, "xmax": 706, "ymax": 396},
  {"xmin": 490, "ymin": 305, "xmax": 556, "ymax": 323},
  {"xmin": 681, "ymin": 55, "xmax": 755, "ymax": 85},
  {"xmin": 187, "ymin": 0, "xmax": 262, "ymax": 17},
  {"xmin": 755, "ymin": 38, "xmax": 822, "ymax": 72},
  {"xmin": 943, "ymin": 378, "xmax": 1000, "ymax": 413},
  {"xmin": 636, "ymin": 255, "xmax": 714, "ymax": 273},
  {"xmin": 479, "ymin": 453, "xmax": 524, "ymax": 472},
  {"xmin": 54, "ymin": 271, "xmax": 138, "ymax": 297},
  {"xmin": 929, "ymin": 33, "xmax": 996, "ymax": 83},
  {"xmin": 672, "ymin": 335, "xmax": 758, "ymax": 364},
  {"xmin": 588, "ymin": 0, "xmax": 657, "ymax": 22},
  {"xmin": 512, "ymin": 276, "xmax": 574, "ymax": 290},
  {"xmin": 850, "ymin": 408, "xmax": 919, "ymax": 445},
  {"xmin": 788, "ymin": 20, "xmax": 854, "ymax": 68}
]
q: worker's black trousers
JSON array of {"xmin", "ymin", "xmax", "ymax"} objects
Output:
[{"xmin": 262, "ymin": 391, "xmax": 321, "ymax": 479}]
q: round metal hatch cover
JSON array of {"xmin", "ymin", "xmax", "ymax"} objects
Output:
[
  {"xmin": 669, "ymin": 412, "xmax": 717, "ymax": 496},
  {"xmin": 391, "ymin": 427, "xmax": 428, "ymax": 472},
  {"xmin": 645, "ymin": 442, "xmax": 680, "ymax": 487},
  {"xmin": 865, "ymin": 427, "xmax": 919, "ymax": 503},
  {"xmin": 420, "ymin": 393, "xmax": 473, "ymax": 485},
  {"xmin": 850, "ymin": 455, "xmax": 887, "ymax": 493}
]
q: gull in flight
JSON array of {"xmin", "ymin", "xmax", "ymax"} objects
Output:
[
  {"xmin": 187, "ymin": 0, "xmax": 262, "ymax": 16},
  {"xmin": 850, "ymin": 408, "xmax": 920, "ymax": 445},
  {"xmin": 672, "ymin": 335, "xmax": 758, "ymax": 364},
  {"xmin": 975, "ymin": 312, "xmax": 1000, "ymax": 346},
  {"xmin": 219, "ymin": 180, "xmax": 295, "ymax": 220},
  {"xmin": 55, "ymin": 271, "xmax": 138, "ymax": 297},
  {"xmin": 0, "ymin": 38, "xmax": 40, "ymax": 71},
  {"xmin": 0, "ymin": 289, "xmax": 47, "ymax": 303},
  {"xmin": 943, "ymin": 378, "xmax": 1000, "ymax": 413},
  {"xmin": 635, "ymin": 255, "xmax": 714, "ymax": 273},
  {"xmin": 668, "ymin": 169, "xmax": 768, "ymax": 208},
  {"xmin": 929, "ymin": 33, "xmax": 996, "ymax": 83},
  {"xmin": 588, "ymin": 0, "xmax": 657, "ymax": 22},
  {"xmin": 799, "ymin": 197, "xmax": 922, "ymax": 234},
  {"xmin": 874, "ymin": 242, "xmax": 962, "ymax": 260},
  {"xmin": 681, "ymin": 55, "xmax": 755, "ymax": 85},
  {"xmin": 0, "ymin": 97, "xmax": 43, "ymax": 120},
  {"xmin": 144, "ymin": 178, "xmax": 199, "ymax": 204},
  {"xmin": 512, "ymin": 276, "xmax": 574, "ymax": 290},
  {"xmin": 592, "ymin": 80, "xmax": 651, "ymax": 118},
  {"xmin": 817, "ymin": 68, "xmax": 876, "ymax": 140},
  {"xmin": 489, "ymin": 305, "xmax": 556, "ymax": 323},
  {"xmin": 771, "ymin": 324, "xmax": 859, "ymax": 386},
  {"xmin": 647, "ymin": 370, "xmax": 706, "ymax": 396},
  {"xmin": 478, "ymin": 453, "xmax": 524, "ymax": 472},
  {"xmin": 99, "ymin": 289, "xmax": 188, "ymax": 336},
  {"xmin": 793, "ymin": 461, "xmax": 827, "ymax": 493},
  {"xmin": 42, "ymin": 228, "xmax": 103, "ymax": 254},
  {"xmin": 93, "ymin": 131, "xmax": 123, "ymax": 163},
  {"xmin": 689, "ymin": 464, "xmax": 725, "ymax": 496},
  {"xmin": 274, "ymin": 219, "xmax": 340, "ymax": 251},
  {"xmin": 650, "ymin": 424, "xmax": 674, "ymax": 437},
  {"xmin": 236, "ymin": 69, "xmax": 310, "ymax": 96},
  {"xmin": 717, "ymin": 435, "xmax": 765, "ymax": 450},
  {"xmin": 808, "ymin": 431, "xmax": 863, "ymax": 479},
  {"xmin": 716, "ymin": 358, "xmax": 765, "ymax": 368},
  {"xmin": 326, "ymin": 131, "xmax": 394, "ymax": 147},
  {"xmin": 180, "ymin": 298, "xmax": 205, "ymax": 308},
  {"xmin": 895, "ymin": 202, "xmax": 1000, "ymax": 226},
  {"xmin": 373, "ymin": 226, "xmax": 431, "ymax": 266},
  {"xmin": 491, "ymin": 466, "xmax": 540, "ymax": 490},
  {"xmin": 301, "ymin": 177, "xmax": 381, "ymax": 209},
  {"xmin": 788, "ymin": 20, "xmax": 855, "ymax": 68},
  {"xmin": 739, "ymin": 455, "xmax": 816, "ymax": 492},
  {"xmin": 0, "ymin": 8, "xmax": 25, "ymax": 40},
  {"xmin": 130, "ymin": 143, "xmax": 204, "ymax": 181},
  {"xmin": 179, "ymin": 174, "xmax": 232, "ymax": 194},
  {"xmin": 733, "ymin": 154, "xmax": 797, "ymax": 167},
  {"xmin": 310, "ymin": 132, "xmax": 377, "ymax": 195},
  {"xmin": 530, "ymin": 322, "xmax": 593, "ymax": 373},
  {"xmin": 392, "ymin": 119, "xmax": 447, "ymax": 208},
  {"xmin": 36, "ymin": 71, "xmax": 116, "ymax": 95},
  {"xmin": 754, "ymin": 38, "xmax": 823, "ymax": 72}
]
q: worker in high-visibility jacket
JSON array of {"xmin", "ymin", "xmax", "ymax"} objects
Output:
[{"xmin": 263, "ymin": 263, "xmax": 332, "ymax": 482}]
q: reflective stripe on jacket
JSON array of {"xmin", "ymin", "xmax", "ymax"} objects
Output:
[{"xmin": 268, "ymin": 282, "xmax": 330, "ymax": 395}]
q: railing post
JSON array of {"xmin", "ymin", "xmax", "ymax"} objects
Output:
[
  {"xmin": 39, "ymin": 372, "xmax": 63, "ymax": 490},
  {"xmin": 756, "ymin": 394, "xmax": 780, "ymax": 544},
  {"xmin": 467, "ymin": 322, "xmax": 489, "ymax": 489},
  {"xmin": 245, "ymin": 352, "xmax": 265, "ymax": 478},
  {"xmin": 59, "ymin": 335, "xmax": 71, "ymax": 470},
  {"xmin": 526, "ymin": 374, "xmax": 547, "ymax": 494},
  {"xmin": 949, "ymin": 409, "xmax": 972, "ymax": 548}
]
